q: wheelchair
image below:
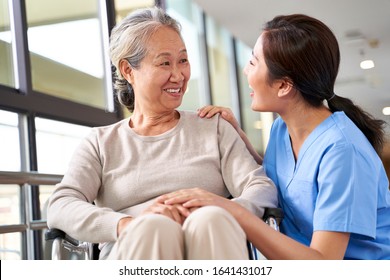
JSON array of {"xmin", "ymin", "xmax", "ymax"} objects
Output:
[{"xmin": 45, "ymin": 207, "xmax": 283, "ymax": 260}]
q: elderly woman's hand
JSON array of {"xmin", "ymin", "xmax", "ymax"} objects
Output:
[
  {"xmin": 157, "ymin": 187, "xmax": 238, "ymax": 214},
  {"xmin": 116, "ymin": 200, "xmax": 191, "ymax": 237},
  {"xmin": 141, "ymin": 200, "xmax": 190, "ymax": 225}
]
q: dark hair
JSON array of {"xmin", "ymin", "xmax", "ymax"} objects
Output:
[
  {"xmin": 262, "ymin": 14, "xmax": 386, "ymax": 154},
  {"xmin": 109, "ymin": 7, "xmax": 182, "ymax": 112}
]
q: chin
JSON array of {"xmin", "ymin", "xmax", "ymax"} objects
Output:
[{"xmin": 251, "ymin": 102, "xmax": 260, "ymax": 111}]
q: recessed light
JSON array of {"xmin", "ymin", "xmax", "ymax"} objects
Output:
[
  {"xmin": 360, "ymin": 59, "xmax": 375, "ymax": 70},
  {"xmin": 382, "ymin": 107, "xmax": 390, "ymax": 116}
]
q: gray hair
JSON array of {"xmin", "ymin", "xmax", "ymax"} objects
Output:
[{"xmin": 109, "ymin": 6, "xmax": 182, "ymax": 112}]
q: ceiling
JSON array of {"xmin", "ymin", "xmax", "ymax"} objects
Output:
[{"xmin": 193, "ymin": 0, "xmax": 390, "ymax": 137}]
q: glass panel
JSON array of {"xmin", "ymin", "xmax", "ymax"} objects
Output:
[
  {"xmin": 0, "ymin": 184, "xmax": 21, "ymax": 225},
  {"xmin": 235, "ymin": 40, "xmax": 264, "ymax": 155},
  {"xmin": 114, "ymin": 0, "xmax": 155, "ymax": 20},
  {"xmin": 235, "ymin": 40, "xmax": 275, "ymax": 155},
  {"xmin": 167, "ymin": 0, "xmax": 204, "ymax": 111},
  {"xmin": 0, "ymin": 110, "xmax": 21, "ymax": 171},
  {"xmin": 35, "ymin": 117, "xmax": 91, "ymax": 174},
  {"xmin": 0, "ymin": 184, "xmax": 21, "ymax": 260},
  {"xmin": 39, "ymin": 185, "xmax": 55, "ymax": 221},
  {"xmin": 206, "ymin": 16, "xmax": 234, "ymax": 107},
  {"xmin": 0, "ymin": 232, "xmax": 22, "ymax": 260},
  {"xmin": 26, "ymin": 0, "xmax": 107, "ymax": 109},
  {"xmin": 0, "ymin": 0, "xmax": 15, "ymax": 87}
]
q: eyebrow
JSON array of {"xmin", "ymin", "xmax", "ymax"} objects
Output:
[
  {"xmin": 156, "ymin": 49, "xmax": 187, "ymax": 59},
  {"xmin": 251, "ymin": 50, "xmax": 259, "ymax": 61}
]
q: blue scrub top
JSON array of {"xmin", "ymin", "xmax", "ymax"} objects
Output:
[{"xmin": 263, "ymin": 112, "xmax": 390, "ymax": 259}]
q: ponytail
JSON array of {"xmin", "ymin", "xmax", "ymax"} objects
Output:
[{"xmin": 328, "ymin": 95, "xmax": 386, "ymax": 154}]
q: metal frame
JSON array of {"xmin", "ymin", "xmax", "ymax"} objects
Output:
[{"xmin": 0, "ymin": 171, "xmax": 63, "ymax": 259}]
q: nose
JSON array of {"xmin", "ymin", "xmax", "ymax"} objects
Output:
[{"xmin": 170, "ymin": 65, "xmax": 185, "ymax": 82}]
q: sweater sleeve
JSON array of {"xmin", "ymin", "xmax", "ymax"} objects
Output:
[
  {"xmin": 217, "ymin": 116, "xmax": 278, "ymax": 218},
  {"xmin": 47, "ymin": 129, "xmax": 129, "ymax": 243}
]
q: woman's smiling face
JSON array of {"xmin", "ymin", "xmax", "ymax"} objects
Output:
[
  {"xmin": 130, "ymin": 26, "xmax": 191, "ymax": 113},
  {"xmin": 243, "ymin": 33, "xmax": 282, "ymax": 113}
]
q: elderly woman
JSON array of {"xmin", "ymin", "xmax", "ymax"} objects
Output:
[{"xmin": 47, "ymin": 7, "xmax": 277, "ymax": 260}]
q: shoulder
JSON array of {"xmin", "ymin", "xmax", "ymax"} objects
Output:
[
  {"xmin": 178, "ymin": 110, "xmax": 238, "ymax": 137},
  {"xmin": 91, "ymin": 118, "xmax": 129, "ymax": 135},
  {"xmin": 179, "ymin": 110, "xmax": 220, "ymax": 128},
  {"xmin": 267, "ymin": 116, "xmax": 287, "ymax": 145},
  {"xmin": 92, "ymin": 118, "xmax": 129, "ymax": 134},
  {"xmin": 321, "ymin": 112, "xmax": 382, "ymax": 167},
  {"xmin": 269, "ymin": 116, "xmax": 286, "ymax": 134},
  {"xmin": 329, "ymin": 112, "xmax": 374, "ymax": 151},
  {"xmin": 84, "ymin": 118, "xmax": 130, "ymax": 146}
]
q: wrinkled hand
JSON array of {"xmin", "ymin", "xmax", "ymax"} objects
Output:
[
  {"xmin": 157, "ymin": 187, "xmax": 234, "ymax": 213},
  {"xmin": 141, "ymin": 201, "xmax": 190, "ymax": 225},
  {"xmin": 198, "ymin": 105, "xmax": 241, "ymax": 132},
  {"xmin": 116, "ymin": 201, "xmax": 191, "ymax": 237}
]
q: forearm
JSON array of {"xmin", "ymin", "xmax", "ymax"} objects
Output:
[
  {"xmin": 237, "ymin": 208, "xmax": 333, "ymax": 260},
  {"xmin": 232, "ymin": 174, "xmax": 278, "ymax": 218},
  {"xmin": 48, "ymin": 194, "xmax": 128, "ymax": 243}
]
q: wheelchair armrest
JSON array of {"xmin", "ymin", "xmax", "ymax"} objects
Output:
[
  {"xmin": 45, "ymin": 228, "xmax": 79, "ymax": 246},
  {"xmin": 263, "ymin": 207, "xmax": 283, "ymax": 231},
  {"xmin": 248, "ymin": 207, "xmax": 284, "ymax": 260},
  {"xmin": 45, "ymin": 228, "xmax": 94, "ymax": 260},
  {"xmin": 263, "ymin": 207, "xmax": 283, "ymax": 223}
]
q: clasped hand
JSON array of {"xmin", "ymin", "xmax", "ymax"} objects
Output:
[
  {"xmin": 117, "ymin": 188, "xmax": 238, "ymax": 237},
  {"xmin": 155, "ymin": 187, "xmax": 236, "ymax": 221},
  {"xmin": 145, "ymin": 187, "xmax": 229, "ymax": 225}
]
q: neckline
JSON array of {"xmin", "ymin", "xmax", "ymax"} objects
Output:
[
  {"xmin": 284, "ymin": 112, "xmax": 338, "ymax": 170},
  {"xmin": 123, "ymin": 110, "xmax": 184, "ymax": 141}
]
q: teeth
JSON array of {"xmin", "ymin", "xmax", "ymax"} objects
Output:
[{"xmin": 165, "ymin": 88, "xmax": 180, "ymax": 93}]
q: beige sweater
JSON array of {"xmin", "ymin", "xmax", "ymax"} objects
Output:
[{"xmin": 47, "ymin": 110, "xmax": 277, "ymax": 244}]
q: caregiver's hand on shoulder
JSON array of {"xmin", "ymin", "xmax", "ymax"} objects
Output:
[{"xmin": 198, "ymin": 105, "xmax": 241, "ymax": 132}]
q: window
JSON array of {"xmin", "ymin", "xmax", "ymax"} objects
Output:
[
  {"xmin": 0, "ymin": 110, "xmax": 20, "ymax": 171},
  {"xmin": 0, "ymin": 232, "xmax": 22, "ymax": 260},
  {"xmin": 0, "ymin": 182, "xmax": 22, "ymax": 260},
  {"xmin": 0, "ymin": 0, "xmax": 126, "ymax": 260},
  {"xmin": 26, "ymin": 0, "xmax": 109, "ymax": 110},
  {"xmin": 235, "ymin": 40, "xmax": 274, "ymax": 155},
  {"xmin": 0, "ymin": 0, "xmax": 15, "ymax": 87},
  {"xmin": 35, "ymin": 118, "xmax": 91, "ymax": 174},
  {"xmin": 205, "ymin": 16, "xmax": 237, "ymax": 109}
]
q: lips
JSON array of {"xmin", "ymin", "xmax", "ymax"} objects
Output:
[
  {"xmin": 249, "ymin": 86, "xmax": 254, "ymax": 97},
  {"xmin": 164, "ymin": 88, "xmax": 182, "ymax": 97}
]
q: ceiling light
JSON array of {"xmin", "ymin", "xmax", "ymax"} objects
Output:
[
  {"xmin": 382, "ymin": 107, "xmax": 390, "ymax": 116},
  {"xmin": 360, "ymin": 59, "xmax": 375, "ymax": 70}
]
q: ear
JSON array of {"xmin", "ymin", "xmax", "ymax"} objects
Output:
[
  {"xmin": 119, "ymin": 59, "xmax": 134, "ymax": 84},
  {"xmin": 277, "ymin": 79, "xmax": 294, "ymax": 98}
]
